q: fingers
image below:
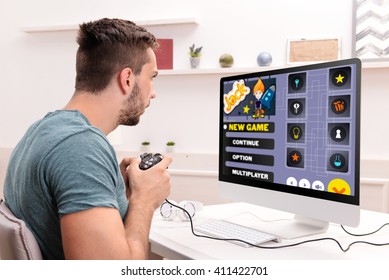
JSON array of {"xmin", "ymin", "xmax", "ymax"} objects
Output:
[
  {"xmin": 120, "ymin": 157, "xmax": 135, "ymax": 173},
  {"xmin": 122, "ymin": 154, "xmax": 172, "ymax": 173},
  {"xmin": 158, "ymin": 155, "xmax": 172, "ymax": 170},
  {"xmin": 120, "ymin": 157, "xmax": 139, "ymax": 190},
  {"xmin": 123, "ymin": 154, "xmax": 172, "ymax": 209}
]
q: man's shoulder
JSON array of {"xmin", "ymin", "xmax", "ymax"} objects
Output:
[
  {"xmin": 42, "ymin": 110, "xmax": 94, "ymax": 131},
  {"xmin": 39, "ymin": 110, "xmax": 106, "ymax": 143},
  {"xmin": 17, "ymin": 110, "xmax": 111, "ymax": 161}
]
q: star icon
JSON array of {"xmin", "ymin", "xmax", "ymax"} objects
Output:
[
  {"xmin": 335, "ymin": 74, "xmax": 344, "ymax": 83},
  {"xmin": 243, "ymin": 105, "xmax": 250, "ymax": 114},
  {"xmin": 291, "ymin": 152, "xmax": 300, "ymax": 161},
  {"xmin": 287, "ymin": 149, "xmax": 303, "ymax": 167}
]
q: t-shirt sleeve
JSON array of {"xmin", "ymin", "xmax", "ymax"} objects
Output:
[{"xmin": 44, "ymin": 130, "xmax": 122, "ymax": 217}]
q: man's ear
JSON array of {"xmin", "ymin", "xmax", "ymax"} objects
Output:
[{"xmin": 119, "ymin": 67, "xmax": 133, "ymax": 95}]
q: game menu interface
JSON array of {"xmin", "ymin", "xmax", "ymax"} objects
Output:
[{"xmin": 220, "ymin": 59, "xmax": 360, "ymax": 201}]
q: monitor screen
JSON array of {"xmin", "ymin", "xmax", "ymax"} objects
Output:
[{"xmin": 219, "ymin": 58, "xmax": 361, "ymax": 239}]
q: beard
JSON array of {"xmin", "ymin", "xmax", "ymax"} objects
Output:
[{"xmin": 117, "ymin": 81, "xmax": 146, "ymax": 126}]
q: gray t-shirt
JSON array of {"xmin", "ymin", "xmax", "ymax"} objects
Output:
[{"xmin": 4, "ymin": 110, "xmax": 128, "ymax": 259}]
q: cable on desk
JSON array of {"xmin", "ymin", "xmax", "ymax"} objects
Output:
[
  {"xmin": 341, "ymin": 223, "xmax": 389, "ymax": 237},
  {"xmin": 164, "ymin": 199, "xmax": 389, "ymax": 253}
]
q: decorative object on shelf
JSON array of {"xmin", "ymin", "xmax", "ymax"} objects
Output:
[
  {"xmin": 141, "ymin": 141, "xmax": 151, "ymax": 152},
  {"xmin": 219, "ymin": 53, "xmax": 234, "ymax": 68},
  {"xmin": 166, "ymin": 141, "xmax": 176, "ymax": 153},
  {"xmin": 287, "ymin": 38, "xmax": 340, "ymax": 64},
  {"xmin": 189, "ymin": 44, "xmax": 203, "ymax": 69},
  {"xmin": 353, "ymin": 0, "xmax": 389, "ymax": 62},
  {"xmin": 257, "ymin": 51, "xmax": 273, "ymax": 66},
  {"xmin": 155, "ymin": 39, "xmax": 173, "ymax": 69}
]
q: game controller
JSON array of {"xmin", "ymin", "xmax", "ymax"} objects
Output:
[{"xmin": 139, "ymin": 152, "xmax": 163, "ymax": 170}]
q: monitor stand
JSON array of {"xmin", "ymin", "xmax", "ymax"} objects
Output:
[{"xmin": 259, "ymin": 215, "xmax": 329, "ymax": 240}]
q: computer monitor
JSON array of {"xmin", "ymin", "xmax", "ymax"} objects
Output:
[{"xmin": 219, "ymin": 58, "xmax": 361, "ymax": 239}]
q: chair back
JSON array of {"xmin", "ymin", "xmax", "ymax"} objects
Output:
[{"xmin": 0, "ymin": 199, "xmax": 42, "ymax": 259}]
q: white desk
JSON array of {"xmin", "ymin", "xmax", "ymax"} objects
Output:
[{"xmin": 149, "ymin": 202, "xmax": 389, "ymax": 260}]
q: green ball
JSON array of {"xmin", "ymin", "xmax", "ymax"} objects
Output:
[{"xmin": 219, "ymin": 53, "xmax": 234, "ymax": 68}]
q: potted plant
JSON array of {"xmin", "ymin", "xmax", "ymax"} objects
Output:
[
  {"xmin": 141, "ymin": 141, "xmax": 151, "ymax": 152},
  {"xmin": 189, "ymin": 44, "xmax": 203, "ymax": 69},
  {"xmin": 166, "ymin": 141, "xmax": 175, "ymax": 153}
]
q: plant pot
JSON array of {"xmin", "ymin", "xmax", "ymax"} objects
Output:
[
  {"xmin": 141, "ymin": 145, "xmax": 151, "ymax": 153},
  {"xmin": 190, "ymin": 57, "xmax": 201, "ymax": 69},
  {"xmin": 166, "ymin": 145, "xmax": 175, "ymax": 153}
]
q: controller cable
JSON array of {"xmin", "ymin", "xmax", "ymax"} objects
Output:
[{"xmin": 164, "ymin": 199, "xmax": 389, "ymax": 252}]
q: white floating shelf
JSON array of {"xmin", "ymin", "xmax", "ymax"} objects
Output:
[
  {"xmin": 158, "ymin": 67, "xmax": 261, "ymax": 76},
  {"xmin": 158, "ymin": 65, "xmax": 291, "ymax": 76},
  {"xmin": 21, "ymin": 17, "xmax": 198, "ymax": 33},
  {"xmin": 136, "ymin": 17, "xmax": 198, "ymax": 27},
  {"xmin": 21, "ymin": 24, "xmax": 79, "ymax": 33},
  {"xmin": 362, "ymin": 60, "xmax": 389, "ymax": 69},
  {"xmin": 158, "ymin": 60, "xmax": 389, "ymax": 76}
]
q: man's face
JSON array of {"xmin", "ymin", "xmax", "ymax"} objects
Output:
[{"xmin": 118, "ymin": 48, "xmax": 158, "ymax": 126}]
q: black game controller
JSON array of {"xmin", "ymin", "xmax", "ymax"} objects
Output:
[{"xmin": 139, "ymin": 153, "xmax": 163, "ymax": 170}]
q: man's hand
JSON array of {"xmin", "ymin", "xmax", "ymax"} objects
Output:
[
  {"xmin": 119, "ymin": 157, "xmax": 133, "ymax": 199},
  {"xmin": 126, "ymin": 155, "xmax": 172, "ymax": 210}
]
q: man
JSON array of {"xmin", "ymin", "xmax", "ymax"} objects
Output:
[{"xmin": 3, "ymin": 18, "xmax": 172, "ymax": 259}]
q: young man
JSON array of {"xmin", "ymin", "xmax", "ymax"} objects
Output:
[{"xmin": 3, "ymin": 18, "xmax": 172, "ymax": 259}]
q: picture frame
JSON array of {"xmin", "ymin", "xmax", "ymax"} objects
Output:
[
  {"xmin": 352, "ymin": 0, "xmax": 389, "ymax": 62},
  {"xmin": 286, "ymin": 37, "xmax": 341, "ymax": 64}
]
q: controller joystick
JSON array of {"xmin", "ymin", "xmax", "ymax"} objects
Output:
[{"xmin": 139, "ymin": 152, "xmax": 163, "ymax": 170}]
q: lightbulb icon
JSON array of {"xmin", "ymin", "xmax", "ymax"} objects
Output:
[{"xmin": 292, "ymin": 126, "xmax": 301, "ymax": 140}]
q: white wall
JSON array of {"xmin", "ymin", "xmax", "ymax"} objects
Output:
[
  {"xmin": 1, "ymin": 0, "xmax": 388, "ymax": 160},
  {"xmin": 360, "ymin": 68, "xmax": 389, "ymax": 160}
]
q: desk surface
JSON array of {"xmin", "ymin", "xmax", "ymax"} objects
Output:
[{"xmin": 149, "ymin": 202, "xmax": 389, "ymax": 260}]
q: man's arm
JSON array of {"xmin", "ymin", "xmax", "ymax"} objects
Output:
[{"xmin": 60, "ymin": 156, "xmax": 172, "ymax": 259}]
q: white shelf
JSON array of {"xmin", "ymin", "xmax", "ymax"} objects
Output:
[
  {"xmin": 21, "ymin": 17, "xmax": 198, "ymax": 33},
  {"xmin": 158, "ymin": 65, "xmax": 289, "ymax": 76},
  {"xmin": 362, "ymin": 60, "xmax": 389, "ymax": 69},
  {"xmin": 158, "ymin": 68, "xmax": 258, "ymax": 76},
  {"xmin": 21, "ymin": 24, "xmax": 79, "ymax": 33},
  {"xmin": 158, "ymin": 60, "xmax": 389, "ymax": 76}
]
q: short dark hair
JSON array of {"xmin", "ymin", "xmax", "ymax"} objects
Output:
[{"xmin": 75, "ymin": 18, "xmax": 158, "ymax": 93}]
